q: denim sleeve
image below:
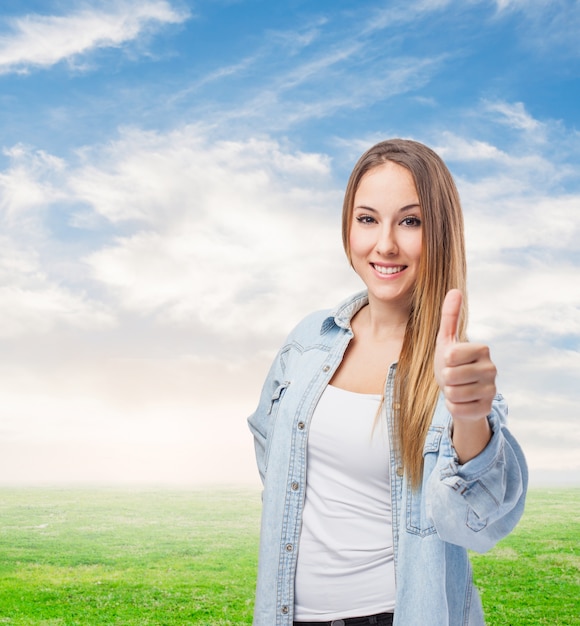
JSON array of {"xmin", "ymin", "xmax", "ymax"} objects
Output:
[
  {"xmin": 426, "ymin": 395, "xmax": 528, "ymax": 554},
  {"xmin": 247, "ymin": 349, "xmax": 285, "ymax": 486}
]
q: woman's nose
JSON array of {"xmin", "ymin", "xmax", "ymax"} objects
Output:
[{"xmin": 375, "ymin": 226, "xmax": 398, "ymax": 255}]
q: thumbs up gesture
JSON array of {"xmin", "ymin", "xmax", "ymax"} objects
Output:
[{"xmin": 434, "ymin": 290, "xmax": 497, "ymax": 424}]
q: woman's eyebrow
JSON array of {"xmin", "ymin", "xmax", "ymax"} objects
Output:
[{"xmin": 354, "ymin": 203, "xmax": 421, "ymax": 213}]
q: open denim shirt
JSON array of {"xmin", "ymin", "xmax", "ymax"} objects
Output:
[{"xmin": 248, "ymin": 291, "xmax": 528, "ymax": 626}]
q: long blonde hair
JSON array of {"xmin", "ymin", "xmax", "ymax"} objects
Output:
[{"xmin": 342, "ymin": 139, "xmax": 467, "ymax": 488}]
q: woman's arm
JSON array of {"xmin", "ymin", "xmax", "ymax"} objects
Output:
[
  {"xmin": 430, "ymin": 290, "xmax": 528, "ymax": 552},
  {"xmin": 247, "ymin": 354, "xmax": 282, "ymax": 485},
  {"xmin": 426, "ymin": 396, "xmax": 528, "ymax": 553}
]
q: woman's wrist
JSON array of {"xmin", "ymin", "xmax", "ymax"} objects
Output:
[{"xmin": 451, "ymin": 415, "xmax": 492, "ymax": 464}]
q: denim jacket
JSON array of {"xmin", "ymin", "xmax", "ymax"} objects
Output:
[{"xmin": 248, "ymin": 291, "xmax": 528, "ymax": 626}]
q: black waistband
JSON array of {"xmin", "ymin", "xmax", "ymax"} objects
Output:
[{"xmin": 294, "ymin": 611, "xmax": 394, "ymax": 626}]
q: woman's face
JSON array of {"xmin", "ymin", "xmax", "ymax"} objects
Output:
[{"xmin": 349, "ymin": 161, "xmax": 422, "ymax": 310}]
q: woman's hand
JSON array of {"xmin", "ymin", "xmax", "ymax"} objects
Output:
[{"xmin": 434, "ymin": 289, "xmax": 496, "ymax": 462}]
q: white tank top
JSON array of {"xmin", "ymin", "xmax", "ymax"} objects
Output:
[{"xmin": 294, "ymin": 384, "xmax": 396, "ymax": 621}]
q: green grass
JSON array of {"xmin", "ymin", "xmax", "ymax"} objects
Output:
[
  {"xmin": 471, "ymin": 488, "xmax": 580, "ymax": 626},
  {"xmin": 0, "ymin": 488, "xmax": 261, "ymax": 625},
  {"xmin": 0, "ymin": 488, "xmax": 578, "ymax": 625}
]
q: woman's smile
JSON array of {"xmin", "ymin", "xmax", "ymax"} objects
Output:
[{"xmin": 370, "ymin": 263, "xmax": 408, "ymax": 276}]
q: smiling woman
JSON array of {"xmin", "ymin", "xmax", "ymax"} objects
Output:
[
  {"xmin": 348, "ymin": 162, "xmax": 423, "ymax": 314},
  {"xmin": 248, "ymin": 138, "xmax": 527, "ymax": 626}
]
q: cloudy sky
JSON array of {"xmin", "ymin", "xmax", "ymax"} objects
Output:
[{"xmin": 0, "ymin": 0, "xmax": 578, "ymax": 487}]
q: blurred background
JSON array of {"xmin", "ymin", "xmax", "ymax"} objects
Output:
[{"xmin": 0, "ymin": 0, "xmax": 578, "ymax": 487}]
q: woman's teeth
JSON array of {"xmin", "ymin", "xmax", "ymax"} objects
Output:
[{"xmin": 373, "ymin": 264, "xmax": 405, "ymax": 275}]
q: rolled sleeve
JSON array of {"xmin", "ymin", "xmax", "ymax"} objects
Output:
[{"xmin": 426, "ymin": 396, "xmax": 528, "ymax": 553}]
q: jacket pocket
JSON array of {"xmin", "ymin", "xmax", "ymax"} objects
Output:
[
  {"xmin": 405, "ymin": 426, "xmax": 444, "ymax": 537},
  {"xmin": 264, "ymin": 381, "xmax": 290, "ymax": 473}
]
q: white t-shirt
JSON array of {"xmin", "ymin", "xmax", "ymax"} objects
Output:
[{"xmin": 294, "ymin": 384, "xmax": 396, "ymax": 621}]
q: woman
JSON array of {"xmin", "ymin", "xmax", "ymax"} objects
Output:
[{"xmin": 248, "ymin": 139, "xmax": 527, "ymax": 626}]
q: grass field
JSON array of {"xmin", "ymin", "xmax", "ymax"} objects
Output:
[
  {"xmin": 471, "ymin": 488, "xmax": 579, "ymax": 625},
  {"xmin": 0, "ymin": 487, "xmax": 578, "ymax": 625}
]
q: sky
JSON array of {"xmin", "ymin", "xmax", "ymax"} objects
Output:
[{"xmin": 0, "ymin": 0, "xmax": 578, "ymax": 488}]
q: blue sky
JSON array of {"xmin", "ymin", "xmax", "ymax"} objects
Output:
[{"xmin": 0, "ymin": 0, "xmax": 578, "ymax": 486}]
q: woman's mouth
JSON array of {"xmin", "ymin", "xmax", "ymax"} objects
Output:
[{"xmin": 371, "ymin": 264, "xmax": 406, "ymax": 275}]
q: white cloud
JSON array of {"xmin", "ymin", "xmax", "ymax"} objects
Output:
[
  {"xmin": 468, "ymin": 262, "xmax": 580, "ymax": 340},
  {"xmin": 437, "ymin": 135, "xmax": 505, "ymax": 161},
  {"xmin": 267, "ymin": 18, "xmax": 327, "ymax": 55},
  {"xmin": 483, "ymin": 100, "xmax": 543, "ymax": 133},
  {"xmin": 363, "ymin": 0, "xmax": 453, "ymax": 34},
  {"xmin": 0, "ymin": 127, "xmax": 360, "ymax": 343},
  {"xmin": 463, "ymin": 192, "xmax": 580, "ymax": 256},
  {"xmin": 221, "ymin": 54, "xmax": 446, "ymax": 132},
  {"xmin": 0, "ymin": 284, "xmax": 115, "ymax": 338},
  {"xmin": 435, "ymin": 132, "xmax": 555, "ymax": 176},
  {"xmin": 493, "ymin": 0, "xmax": 564, "ymax": 13},
  {"xmin": 177, "ymin": 3, "xmax": 448, "ymax": 134},
  {"xmin": 488, "ymin": 0, "xmax": 580, "ymax": 58},
  {"xmin": 0, "ymin": 116, "xmax": 578, "ymax": 485},
  {"xmin": 0, "ymin": 144, "xmax": 117, "ymax": 338},
  {"xmin": 74, "ymin": 127, "xmax": 358, "ymax": 336},
  {"xmin": 0, "ymin": 1, "xmax": 189, "ymax": 74},
  {"xmin": 0, "ymin": 233, "xmax": 115, "ymax": 338},
  {"xmin": 0, "ymin": 133, "xmax": 354, "ymax": 485},
  {"xmin": 0, "ymin": 144, "xmax": 66, "ymax": 216}
]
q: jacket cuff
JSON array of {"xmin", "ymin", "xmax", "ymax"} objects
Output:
[{"xmin": 438, "ymin": 411, "xmax": 505, "ymax": 519}]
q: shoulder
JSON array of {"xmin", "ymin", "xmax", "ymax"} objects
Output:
[
  {"xmin": 283, "ymin": 290, "xmax": 368, "ymax": 346},
  {"xmin": 284, "ymin": 308, "xmax": 335, "ymax": 346}
]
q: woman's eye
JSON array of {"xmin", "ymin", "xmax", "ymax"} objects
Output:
[
  {"xmin": 401, "ymin": 216, "xmax": 421, "ymax": 227},
  {"xmin": 355, "ymin": 215, "xmax": 376, "ymax": 224}
]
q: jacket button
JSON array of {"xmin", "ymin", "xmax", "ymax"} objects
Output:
[
  {"xmin": 297, "ymin": 422, "xmax": 305, "ymax": 430},
  {"xmin": 285, "ymin": 543, "xmax": 293, "ymax": 552},
  {"xmin": 291, "ymin": 481, "xmax": 299, "ymax": 491},
  {"xmin": 397, "ymin": 467, "xmax": 404, "ymax": 477},
  {"xmin": 322, "ymin": 365, "xmax": 330, "ymax": 372},
  {"xmin": 281, "ymin": 605, "xmax": 289, "ymax": 614}
]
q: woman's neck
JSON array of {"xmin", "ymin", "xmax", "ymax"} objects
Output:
[{"xmin": 356, "ymin": 297, "xmax": 410, "ymax": 342}]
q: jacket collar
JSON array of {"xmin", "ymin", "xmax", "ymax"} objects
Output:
[{"xmin": 320, "ymin": 290, "xmax": 369, "ymax": 333}]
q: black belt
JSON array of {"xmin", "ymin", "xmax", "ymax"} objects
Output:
[{"xmin": 294, "ymin": 612, "xmax": 394, "ymax": 626}]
